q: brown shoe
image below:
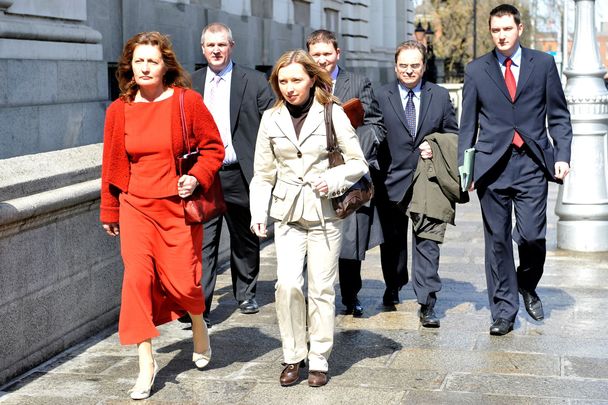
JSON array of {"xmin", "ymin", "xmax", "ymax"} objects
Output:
[
  {"xmin": 308, "ymin": 370, "xmax": 328, "ymax": 387},
  {"xmin": 280, "ymin": 360, "xmax": 304, "ymax": 386}
]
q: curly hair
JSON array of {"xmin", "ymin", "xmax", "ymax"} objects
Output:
[
  {"xmin": 269, "ymin": 49, "xmax": 339, "ymax": 108},
  {"xmin": 116, "ymin": 31, "xmax": 191, "ymax": 102}
]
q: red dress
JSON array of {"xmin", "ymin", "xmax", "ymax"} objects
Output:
[{"xmin": 118, "ymin": 95, "xmax": 204, "ymax": 345}]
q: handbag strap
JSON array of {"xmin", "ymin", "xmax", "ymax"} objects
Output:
[
  {"xmin": 324, "ymin": 102, "xmax": 339, "ymax": 153},
  {"xmin": 179, "ymin": 88, "xmax": 191, "ymax": 152}
]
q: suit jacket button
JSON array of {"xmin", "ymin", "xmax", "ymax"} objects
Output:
[{"xmin": 297, "ymin": 151, "xmax": 302, "ymax": 158}]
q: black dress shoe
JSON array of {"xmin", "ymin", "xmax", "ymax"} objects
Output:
[
  {"xmin": 344, "ymin": 298, "xmax": 364, "ymax": 317},
  {"xmin": 419, "ymin": 304, "xmax": 440, "ymax": 328},
  {"xmin": 280, "ymin": 360, "xmax": 305, "ymax": 386},
  {"xmin": 490, "ymin": 318, "xmax": 514, "ymax": 336},
  {"xmin": 519, "ymin": 288, "xmax": 544, "ymax": 321},
  {"xmin": 238, "ymin": 298, "xmax": 259, "ymax": 314},
  {"xmin": 382, "ymin": 288, "xmax": 399, "ymax": 306}
]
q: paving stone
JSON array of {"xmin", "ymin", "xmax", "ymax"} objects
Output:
[
  {"xmin": 563, "ymin": 356, "xmax": 608, "ymax": 379},
  {"xmin": 241, "ymin": 382, "xmax": 406, "ymax": 405},
  {"xmin": 474, "ymin": 334, "xmax": 608, "ymax": 358},
  {"xmin": 401, "ymin": 390, "xmax": 570, "ymax": 405},
  {"xmin": 444, "ymin": 373, "xmax": 608, "ymax": 401},
  {"xmin": 391, "ymin": 348, "xmax": 560, "ymax": 376}
]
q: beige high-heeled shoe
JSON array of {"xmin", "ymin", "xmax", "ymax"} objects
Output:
[
  {"xmin": 192, "ymin": 347, "xmax": 212, "ymax": 369},
  {"xmin": 129, "ymin": 359, "xmax": 158, "ymax": 400}
]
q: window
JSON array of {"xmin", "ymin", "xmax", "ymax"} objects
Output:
[{"xmin": 293, "ymin": 0, "xmax": 311, "ymax": 26}]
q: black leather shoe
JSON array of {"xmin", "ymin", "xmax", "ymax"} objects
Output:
[
  {"xmin": 238, "ymin": 298, "xmax": 259, "ymax": 314},
  {"xmin": 419, "ymin": 304, "xmax": 440, "ymax": 328},
  {"xmin": 344, "ymin": 298, "xmax": 364, "ymax": 317},
  {"xmin": 382, "ymin": 288, "xmax": 399, "ymax": 306},
  {"xmin": 280, "ymin": 360, "xmax": 305, "ymax": 387},
  {"xmin": 490, "ymin": 318, "xmax": 514, "ymax": 336},
  {"xmin": 519, "ymin": 288, "xmax": 544, "ymax": 321}
]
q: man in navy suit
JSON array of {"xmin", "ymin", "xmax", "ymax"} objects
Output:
[
  {"xmin": 377, "ymin": 40, "xmax": 458, "ymax": 327},
  {"xmin": 458, "ymin": 4, "xmax": 572, "ymax": 335},
  {"xmin": 189, "ymin": 22, "xmax": 274, "ymax": 326}
]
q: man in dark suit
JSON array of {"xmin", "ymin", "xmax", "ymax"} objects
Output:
[
  {"xmin": 306, "ymin": 29, "xmax": 386, "ymax": 318},
  {"xmin": 191, "ymin": 22, "xmax": 274, "ymax": 326},
  {"xmin": 377, "ymin": 40, "xmax": 458, "ymax": 327},
  {"xmin": 458, "ymin": 4, "xmax": 572, "ymax": 335}
]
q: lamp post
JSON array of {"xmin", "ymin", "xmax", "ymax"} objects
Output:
[
  {"xmin": 555, "ymin": 0, "xmax": 608, "ymax": 251},
  {"xmin": 414, "ymin": 21, "xmax": 426, "ymax": 44},
  {"xmin": 425, "ymin": 22, "xmax": 437, "ymax": 83}
]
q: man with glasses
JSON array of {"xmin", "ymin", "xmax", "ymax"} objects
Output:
[
  {"xmin": 376, "ymin": 40, "xmax": 458, "ymax": 327},
  {"xmin": 185, "ymin": 22, "xmax": 274, "ymax": 327}
]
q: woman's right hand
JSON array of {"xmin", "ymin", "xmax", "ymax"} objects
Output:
[
  {"xmin": 102, "ymin": 223, "xmax": 120, "ymax": 237},
  {"xmin": 251, "ymin": 223, "xmax": 267, "ymax": 238}
]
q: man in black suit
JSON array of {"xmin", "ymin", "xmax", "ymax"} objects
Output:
[
  {"xmin": 306, "ymin": 29, "xmax": 386, "ymax": 318},
  {"xmin": 191, "ymin": 22, "xmax": 274, "ymax": 326},
  {"xmin": 377, "ymin": 40, "xmax": 458, "ymax": 327},
  {"xmin": 458, "ymin": 4, "xmax": 572, "ymax": 335}
]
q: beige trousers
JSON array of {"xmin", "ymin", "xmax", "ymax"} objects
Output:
[{"xmin": 274, "ymin": 218, "xmax": 342, "ymax": 372}]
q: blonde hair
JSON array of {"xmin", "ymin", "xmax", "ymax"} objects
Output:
[{"xmin": 268, "ymin": 49, "xmax": 339, "ymax": 108}]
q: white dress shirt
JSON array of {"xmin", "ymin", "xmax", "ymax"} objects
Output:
[{"xmin": 204, "ymin": 61, "xmax": 237, "ymax": 164}]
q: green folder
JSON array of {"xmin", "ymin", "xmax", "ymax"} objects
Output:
[{"xmin": 459, "ymin": 148, "xmax": 475, "ymax": 192}]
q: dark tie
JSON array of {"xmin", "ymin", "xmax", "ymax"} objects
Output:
[
  {"xmin": 504, "ymin": 58, "xmax": 524, "ymax": 148},
  {"xmin": 405, "ymin": 89, "xmax": 416, "ymax": 138}
]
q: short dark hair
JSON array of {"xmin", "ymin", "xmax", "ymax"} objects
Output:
[
  {"xmin": 394, "ymin": 40, "xmax": 427, "ymax": 65},
  {"xmin": 306, "ymin": 29, "xmax": 339, "ymax": 51},
  {"xmin": 489, "ymin": 4, "xmax": 521, "ymax": 27}
]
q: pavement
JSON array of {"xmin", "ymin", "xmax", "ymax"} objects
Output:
[{"xmin": 1, "ymin": 183, "xmax": 608, "ymax": 404}]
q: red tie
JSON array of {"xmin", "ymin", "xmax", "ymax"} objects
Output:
[{"xmin": 504, "ymin": 58, "xmax": 524, "ymax": 148}]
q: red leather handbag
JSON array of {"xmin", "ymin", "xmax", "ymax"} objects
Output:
[{"xmin": 177, "ymin": 89, "xmax": 226, "ymax": 225}]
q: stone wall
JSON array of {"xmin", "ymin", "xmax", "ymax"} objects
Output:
[{"xmin": 0, "ymin": 145, "xmax": 121, "ymax": 385}]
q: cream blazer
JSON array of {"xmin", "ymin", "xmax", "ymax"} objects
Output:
[{"xmin": 250, "ymin": 99, "xmax": 368, "ymax": 226}]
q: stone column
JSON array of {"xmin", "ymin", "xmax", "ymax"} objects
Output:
[{"xmin": 556, "ymin": 0, "xmax": 608, "ymax": 251}]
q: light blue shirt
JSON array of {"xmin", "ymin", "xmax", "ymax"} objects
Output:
[
  {"xmin": 495, "ymin": 44, "xmax": 521, "ymax": 84},
  {"xmin": 398, "ymin": 81, "xmax": 422, "ymax": 127}
]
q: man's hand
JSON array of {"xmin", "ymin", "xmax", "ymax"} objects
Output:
[
  {"xmin": 554, "ymin": 161, "xmax": 570, "ymax": 180},
  {"xmin": 419, "ymin": 141, "xmax": 433, "ymax": 159}
]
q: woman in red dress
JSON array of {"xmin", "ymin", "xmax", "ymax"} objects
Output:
[{"xmin": 100, "ymin": 32, "xmax": 224, "ymax": 400}]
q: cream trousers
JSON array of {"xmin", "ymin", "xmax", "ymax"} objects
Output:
[{"xmin": 274, "ymin": 218, "xmax": 342, "ymax": 372}]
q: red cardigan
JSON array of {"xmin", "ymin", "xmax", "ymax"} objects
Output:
[{"xmin": 100, "ymin": 87, "xmax": 224, "ymax": 223}]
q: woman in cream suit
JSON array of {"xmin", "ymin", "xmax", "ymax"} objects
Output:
[{"xmin": 250, "ymin": 50, "xmax": 368, "ymax": 387}]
